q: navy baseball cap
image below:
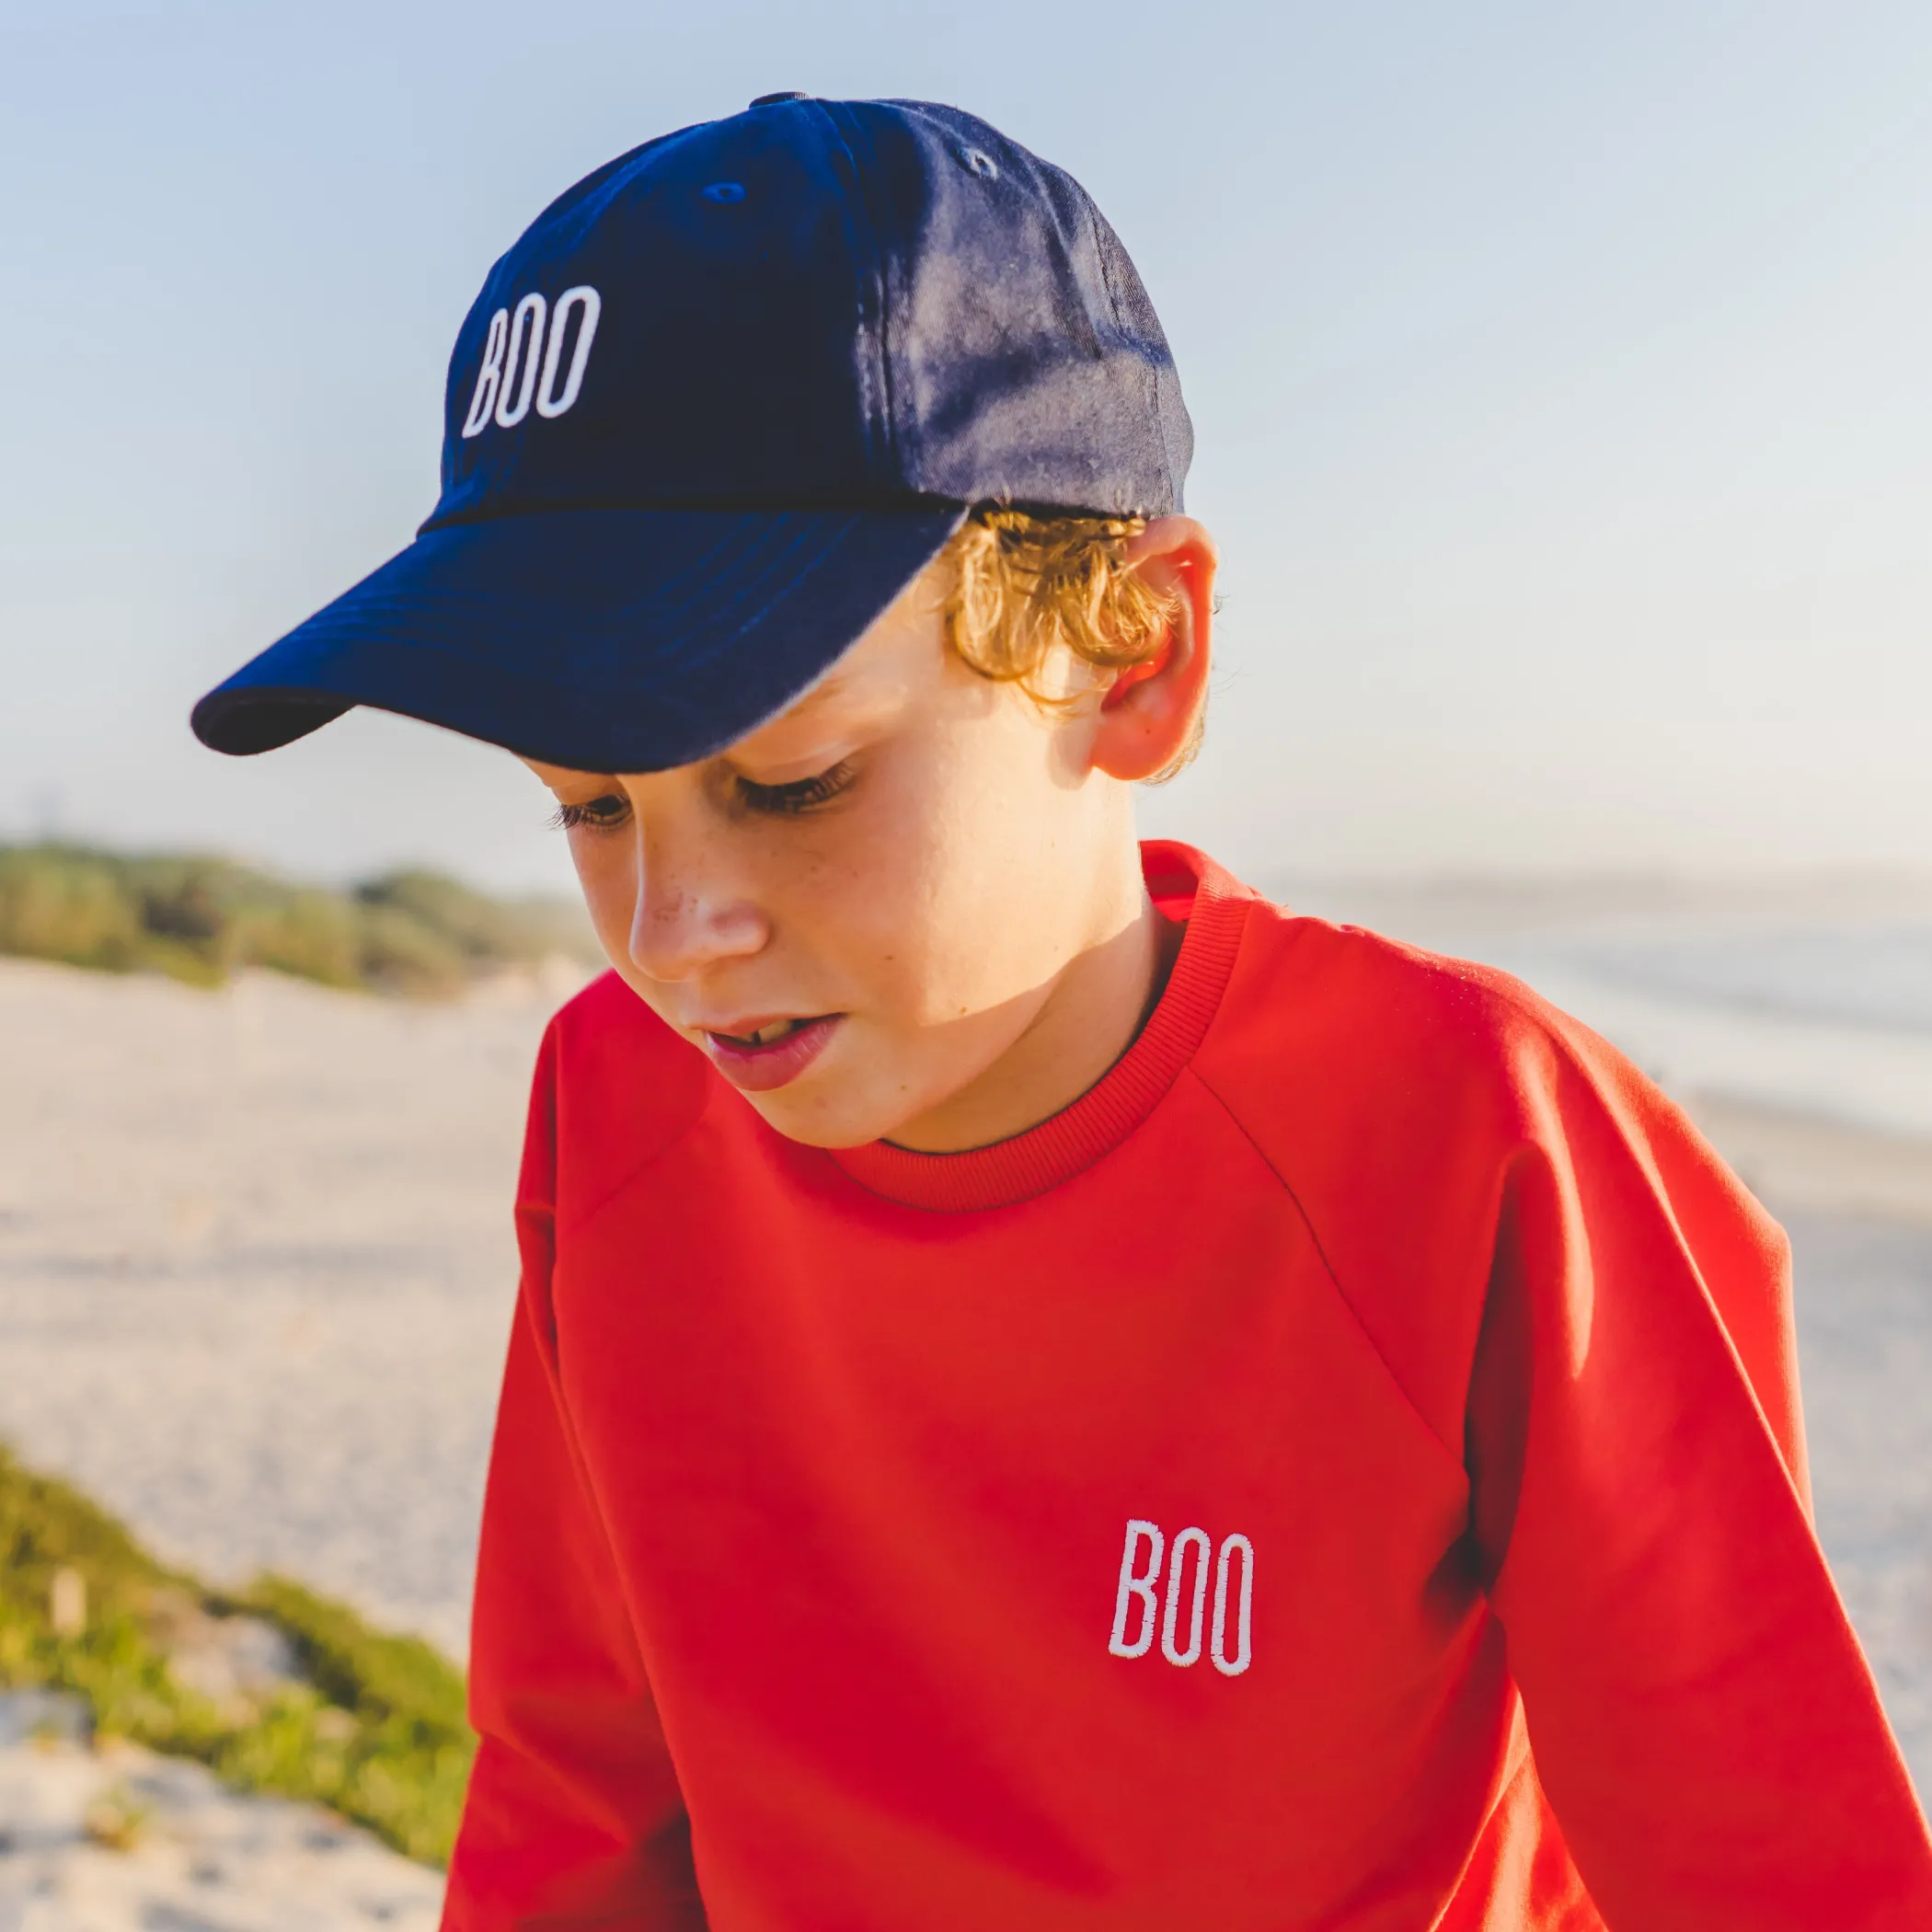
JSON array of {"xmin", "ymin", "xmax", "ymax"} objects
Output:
[{"xmin": 191, "ymin": 95, "xmax": 1192, "ymax": 774}]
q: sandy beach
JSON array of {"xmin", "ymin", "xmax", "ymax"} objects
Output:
[
  {"xmin": 1777, "ymin": 1206, "xmax": 1932, "ymax": 1786},
  {"xmin": 0, "ymin": 1688, "xmax": 443, "ymax": 1929},
  {"xmin": 1, "ymin": 943, "xmax": 1928, "ymax": 1919},
  {"xmin": 0, "ymin": 958, "xmax": 561, "ymax": 1662}
]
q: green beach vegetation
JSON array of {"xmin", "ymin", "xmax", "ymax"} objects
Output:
[
  {"xmin": 0, "ymin": 1442, "xmax": 473, "ymax": 1866},
  {"xmin": 0, "ymin": 842, "xmax": 595, "ymax": 996}
]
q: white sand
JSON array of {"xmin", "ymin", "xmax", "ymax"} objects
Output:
[
  {"xmin": 0, "ymin": 1690, "xmax": 443, "ymax": 1928},
  {"xmin": 1779, "ymin": 1209, "xmax": 1932, "ymax": 1791},
  {"xmin": 0, "ymin": 950, "xmax": 1926, "ymax": 1924},
  {"xmin": 1689, "ymin": 1093, "xmax": 1932, "ymax": 1228},
  {"xmin": 0, "ymin": 957, "xmax": 570, "ymax": 1661}
]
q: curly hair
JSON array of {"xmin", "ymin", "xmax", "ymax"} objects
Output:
[{"xmin": 938, "ymin": 507, "xmax": 1203, "ymax": 781}]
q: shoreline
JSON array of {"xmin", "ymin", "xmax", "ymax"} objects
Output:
[{"xmin": 1686, "ymin": 1091, "xmax": 1932, "ymax": 1228}]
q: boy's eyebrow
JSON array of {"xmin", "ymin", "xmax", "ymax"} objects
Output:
[
  {"xmin": 771, "ymin": 668, "xmax": 857, "ymax": 724},
  {"xmin": 729, "ymin": 656, "xmax": 900, "ymax": 758}
]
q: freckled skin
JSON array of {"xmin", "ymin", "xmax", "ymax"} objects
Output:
[{"xmin": 525, "ymin": 518, "xmax": 1216, "ymax": 1153}]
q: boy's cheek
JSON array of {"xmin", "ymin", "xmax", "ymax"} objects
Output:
[
  {"xmin": 565, "ymin": 848, "xmax": 637, "ymax": 972},
  {"xmin": 590, "ymin": 910, "xmax": 634, "ymax": 979},
  {"xmin": 799, "ymin": 1002, "xmax": 1045, "ymax": 1148}
]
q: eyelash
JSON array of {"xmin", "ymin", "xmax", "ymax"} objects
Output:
[
  {"xmin": 550, "ymin": 797, "xmax": 628, "ymax": 833},
  {"xmin": 550, "ymin": 761, "xmax": 857, "ymax": 832},
  {"xmin": 736, "ymin": 761, "xmax": 857, "ymax": 816}
]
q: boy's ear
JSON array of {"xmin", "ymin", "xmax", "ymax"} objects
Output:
[{"xmin": 1089, "ymin": 516, "xmax": 1217, "ymax": 782}]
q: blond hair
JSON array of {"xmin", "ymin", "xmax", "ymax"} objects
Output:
[{"xmin": 938, "ymin": 507, "xmax": 1202, "ymax": 780}]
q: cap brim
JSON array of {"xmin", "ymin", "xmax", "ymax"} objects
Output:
[{"xmin": 190, "ymin": 504, "xmax": 967, "ymax": 771}]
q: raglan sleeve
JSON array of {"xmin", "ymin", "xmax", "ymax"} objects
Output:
[
  {"xmin": 442, "ymin": 1022, "xmax": 705, "ymax": 1932},
  {"xmin": 1465, "ymin": 1011, "xmax": 1932, "ymax": 1929}
]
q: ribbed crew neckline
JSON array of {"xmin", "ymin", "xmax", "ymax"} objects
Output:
[{"xmin": 829, "ymin": 843, "xmax": 1251, "ymax": 1213}]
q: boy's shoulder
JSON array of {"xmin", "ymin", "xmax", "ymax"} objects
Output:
[
  {"xmin": 1208, "ymin": 892, "xmax": 1641, "ymax": 1135},
  {"xmin": 1194, "ymin": 894, "xmax": 1762, "ymax": 1443},
  {"xmin": 1206, "ymin": 888, "xmax": 1739, "ymax": 1220}
]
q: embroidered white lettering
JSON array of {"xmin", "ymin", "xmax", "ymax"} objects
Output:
[
  {"xmin": 460, "ymin": 308, "xmax": 509, "ymax": 438},
  {"xmin": 1108, "ymin": 1520, "xmax": 1164, "ymax": 1659},
  {"xmin": 536, "ymin": 285, "xmax": 602, "ymax": 419},
  {"xmin": 1211, "ymin": 1533, "xmax": 1254, "ymax": 1676},
  {"xmin": 494, "ymin": 293, "xmax": 547, "ymax": 429},
  {"xmin": 1110, "ymin": 1518, "xmax": 1253, "ymax": 1673},
  {"xmin": 464, "ymin": 286, "xmax": 602, "ymax": 435},
  {"xmin": 1161, "ymin": 1526, "xmax": 1211, "ymax": 1666}
]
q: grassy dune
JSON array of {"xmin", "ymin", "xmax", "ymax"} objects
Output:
[
  {"xmin": 0, "ymin": 842, "xmax": 594, "ymax": 996},
  {"xmin": 0, "ymin": 1443, "xmax": 473, "ymax": 1866}
]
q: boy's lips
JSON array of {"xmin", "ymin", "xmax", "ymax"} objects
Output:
[{"xmin": 698, "ymin": 1014, "xmax": 843, "ymax": 1092}]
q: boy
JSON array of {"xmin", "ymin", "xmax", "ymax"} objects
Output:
[{"xmin": 192, "ymin": 96, "xmax": 1931, "ymax": 1928}]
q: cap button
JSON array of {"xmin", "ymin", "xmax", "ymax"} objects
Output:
[{"xmin": 749, "ymin": 91, "xmax": 811, "ymax": 108}]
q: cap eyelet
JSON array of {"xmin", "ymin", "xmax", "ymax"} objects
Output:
[
  {"xmin": 959, "ymin": 146, "xmax": 999, "ymax": 180},
  {"xmin": 701, "ymin": 180, "xmax": 747, "ymax": 204}
]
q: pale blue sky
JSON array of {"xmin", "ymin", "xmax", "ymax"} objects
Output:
[{"xmin": 2, "ymin": 1, "xmax": 1927, "ymax": 891}]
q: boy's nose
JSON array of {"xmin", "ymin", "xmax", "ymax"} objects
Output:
[{"xmin": 627, "ymin": 862, "xmax": 769, "ymax": 983}]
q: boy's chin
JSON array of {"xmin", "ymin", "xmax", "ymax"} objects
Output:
[
  {"xmin": 730, "ymin": 1052, "xmax": 964, "ymax": 1153},
  {"xmin": 734, "ymin": 1083, "xmax": 914, "ymax": 1153},
  {"xmin": 723, "ymin": 1019, "xmax": 1018, "ymax": 1154}
]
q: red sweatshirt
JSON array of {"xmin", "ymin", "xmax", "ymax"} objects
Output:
[{"xmin": 443, "ymin": 843, "xmax": 1932, "ymax": 1930}]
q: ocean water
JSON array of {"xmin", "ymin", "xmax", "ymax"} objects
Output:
[
  {"xmin": 1478, "ymin": 931, "xmax": 1932, "ymax": 1139},
  {"xmin": 1577, "ymin": 926, "xmax": 1932, "ymax": 1035},
  {"xmin": 1280, "ymin": 880, "xmax": 1932, "ymax": 1139}
]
